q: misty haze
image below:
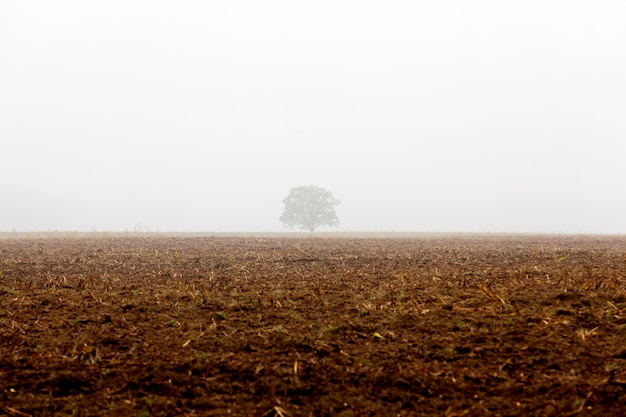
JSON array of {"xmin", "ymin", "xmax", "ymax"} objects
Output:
[{"xmin": 2, "ymin": 1, "xmax": 625, "ymax": 234}]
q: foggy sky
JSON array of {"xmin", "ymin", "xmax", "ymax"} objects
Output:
[{"xmin": 2, "ymin": 1, "xmax": 625, "ymax": 233}]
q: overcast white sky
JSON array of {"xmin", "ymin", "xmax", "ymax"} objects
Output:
[{"xmin": 1, "ymin": 1, "xmax": 625, "ymax": 233}]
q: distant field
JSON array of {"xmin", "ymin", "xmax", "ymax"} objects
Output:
[
  {"xmin": 1, "ymin": 236, "xmax": 625, "ymax": 416},
  {"xmin": 3, "ymin": 231, "xmax": 618, "ymax": 240}
]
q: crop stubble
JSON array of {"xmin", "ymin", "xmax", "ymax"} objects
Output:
[{"xmin": 1, "ymin": 235, "xmax": 625, "ymax": 416}]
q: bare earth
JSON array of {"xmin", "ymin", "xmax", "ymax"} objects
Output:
[{"xmin": 1, "ymin": 235, "xmax": 625, "ymax": 416}]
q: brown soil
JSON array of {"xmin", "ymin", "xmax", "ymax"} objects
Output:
[{"xmin": 1, "ymin": 235, "xmax": 626, "ymax": 416}]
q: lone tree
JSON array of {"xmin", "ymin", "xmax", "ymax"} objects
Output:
[{"xmin": 280, "ymin": 185, "xmax": 340, "ymax": 232}]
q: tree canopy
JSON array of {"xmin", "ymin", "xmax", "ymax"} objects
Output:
[{"xmin": 279, "ymin": 185, "xmax": 340, "ymax": 232}]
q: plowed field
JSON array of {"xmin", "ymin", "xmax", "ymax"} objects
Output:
[{"xmin": 1, "ymin": 235, "xmax": 626, "ymax": 416}]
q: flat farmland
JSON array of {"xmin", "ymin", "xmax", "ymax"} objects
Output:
[{"xmin": 1, "ymin": 235, "xmax": 626, "ymax": 416}]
